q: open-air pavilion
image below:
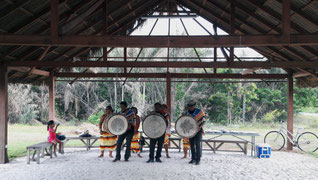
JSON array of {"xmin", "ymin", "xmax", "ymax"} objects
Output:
[{"xmin": 0, "ymin": 0, "xmax": 318, "ymax": 166}]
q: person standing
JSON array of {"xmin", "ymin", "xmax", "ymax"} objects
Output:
[
  {"xmin": 147, "ymin": 102, "xmax": 167, "ymax": 163},
  {"xmin": 98, "ymin": 105, "xmax": 117, "ymax": 158},
  {"xmin": 131, "ymin": 107, "xmax": 142, "ymax": 158},
  {"xmin": 181, "ymin": 138, "xmax": 190, "ymax": 159},
  {"xmin": 161, "ymin": 104, "xmax": 171, "ymax": 158},
  {"xmin": 113, "ymin": 101, "xmax": 136, "ymax": 162},
  {"xmin": 185, "ymin": 100, "xmax": 206, "ymax": 165}
]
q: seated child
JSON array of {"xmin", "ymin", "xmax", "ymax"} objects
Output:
[{"xmin": 47, "ymin": 120, "xmax": 63, "ymax": 156}]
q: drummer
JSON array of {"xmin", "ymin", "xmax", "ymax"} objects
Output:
[
  {"xmin": 146, "ymin": 102, "xmax": 167, "ymax": 163},
  {"xmin": 185, "ymin": 100, "xmax": 206, "ymax": 165},
  {"xmin": 113, "ymin": 101, "xmax": 136, "ymax": 162},
  {"xmin": 98, "ymin": 105, "xmax": 117, "ymax": 158}
]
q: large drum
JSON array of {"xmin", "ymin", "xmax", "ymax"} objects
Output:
[
  {"xmin": 142, "ymin": 113, "xmax": 167, "ymax": 139},
  {"xmin": 103, "ymin": 114, "xmax": 128, "ymax": 136},
  {"xmin": 175, "ymin": 115, "xmax": 199, "ymax": 138}
]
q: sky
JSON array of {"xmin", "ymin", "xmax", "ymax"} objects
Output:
[{"xmin": 130, "ymin": 15, "xmax": 266, "ymax": 60}]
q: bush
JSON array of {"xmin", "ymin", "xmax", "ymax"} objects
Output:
[
  {"xmin": 261, "ymin": 110, "xmax": 282, "ymax": 123},
  {"xmin": 87, "ymin": 111, "xmax": 104, "ymax": 125}
]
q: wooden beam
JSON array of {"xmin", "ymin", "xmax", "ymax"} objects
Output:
[
  {"xmin": 3, "ymin": 0, "xmax": 88, "ymax": 60},
  {"xmin": 61, "ymin": 0, "xmax": 103, "ymax": 34},
  {"xmin": 28, "ymin": 46, "xmax": 51, "ymax": 75},
  {"xmin": 0, "ymin": 34, "xmax": 318, "ymax": 47},
  {"xmin": 48, "ymin": 74, "xmax": 55, "ymax": 120},
  {"xmin": 282, "ymin": 0, "xmax": 291, "ymax": 41},
  {"xmin": 287, "ymin": 72, "xmax": 293, "ymax": 150},
  {"xmin": 0, "ymin": 65, "xmax": 9, "ymax": 164},
  {"xmin": 5, "ymin": 61, "xmax": 318, "ymax": 69},
  {"xmin": 50, "ymin": 0, "xmax": 59, "ymax": 43},
  {"xmin": 204, "ymin": 0, "xmax": 317, "ymax": 79},
  {"xmin": 54, "ymin": 72, "xmax": 288, "ymax": 79},
  {"xmin": 292, "ymin": 71, "xmax": 316, "ymax": 78},
  {"xmin": 8, "ymin": 67, "xmax": 49, "ymax": 77},
  {"xmin": 179, "ymin": 18, "xmax": 213, "ymax": 85}
]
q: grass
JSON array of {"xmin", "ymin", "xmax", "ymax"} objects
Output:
[
  {"xmin": 8, "ymin": 124, "xmax": 79, "ymax": 160},
  {"xmin": 7, "ymin": 118, "xmax": 318, "ymax": 161}
]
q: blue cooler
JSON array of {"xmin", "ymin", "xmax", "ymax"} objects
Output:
[{"xmin": 256, "ymin": 144, "xmax": 271, "ymax": 158}]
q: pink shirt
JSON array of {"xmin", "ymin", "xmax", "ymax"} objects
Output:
[{"xmin": 48, "ymin": 127, "xmax": 57, "ymax": 142}]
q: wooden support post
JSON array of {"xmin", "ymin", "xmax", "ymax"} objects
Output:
[
  {"xmin": 229, "ymin": 1, "xmax": 235, "ymax": 65},
  {"xmin": 282, "ymin": 0, "xmax": 291, "ymax": 41},
  {"xmin": 287, "ymin": 72, "xmax": 294, "ymax": 150},
  {"xmin": 50, "ymin": 0, "xmax": 59, "ymax": 44},
  {"xmin": 102, "ymin": 0, "xmax": 108, "ymax": 62},
  {"xmin": 0, "ymin": 64, "xmax": 9, "ymax": 164},
  {"xmin": 214, "ymin": 47, "xmax": 217, "ymax": 74},
  {"xmin": 49, "ymin": 73, "xmax": 55, "ymax": 121},
  {"xmin": 124, "ymin": 47, "xmax": 127, "ymax": 73},
  {"xmin": 166, "ymin": 72, "xmax": 171, "ymax": 115},
  {"xmin": 167, "ymin": 18, "xmax": 171, "ymax": 72}
]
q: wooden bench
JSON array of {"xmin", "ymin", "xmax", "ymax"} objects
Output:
[
  {"xmin": 26, "ymin": 142, "xmax": 53, "ymax": 164},
  {"xmin": 202, "ymin": 139, "xmax": 248, "ymax": 155}
]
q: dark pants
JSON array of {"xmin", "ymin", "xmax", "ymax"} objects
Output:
[
  {"xmin": 190, "ymin": 129, "xmax": 203, "ymax": 162},
  {"xmin": 149, "ymin": 133, "xmax": 165, "ymax": 160},
  {"xmin": 115, "ymin": 129, "xmax": 134, "ymax": 160}
]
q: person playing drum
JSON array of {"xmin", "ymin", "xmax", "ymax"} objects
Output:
[
  {"xmin": 99, "ymin": 105, "xmax": 117, "ymax": 158},
  {"xmin": 113, "ymin": 101, "xmax": 136, "ymax": 162},
  {"xmin": 185, "ymin": 100, "xmax": 206, "ymax": 165},
  {"xmin": 146, "ymin": 102, "xmax": 167, "ymax": 163},
  {"xmin": 131, "ymin": 107, "xmax": 142, "ymax": 158},
  {"xmin": 161, "ymin": 104, "xmax": 171, "ymax": 158}
]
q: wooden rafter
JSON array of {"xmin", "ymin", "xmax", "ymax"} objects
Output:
[
  {"xmin": 5, "ymin": 61, "xmax": 318, "ymax": 69},
  {"xmin": 0, "ymin": 34, "xmax": 317, "ymax": 47},
  {"xmin": 54, "ymin": 72, "xmax": 288, "ymax": 79}
]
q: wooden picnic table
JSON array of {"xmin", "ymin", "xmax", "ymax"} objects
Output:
[
  {"xmin": 62, "ymin": 130, "xmax": 260, "ymax": 157},
  {"xmin": 63, "ymin": 136, "xmax": 99, "ymax": 151},
  {"xmin": 202, "ymin": 130, "xmax": 260, "ymax": 157}
]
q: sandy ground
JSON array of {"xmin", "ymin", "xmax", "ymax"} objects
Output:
[{"xmin": 0, "ymin": 149, "xmax": 317, "ymax": 180}]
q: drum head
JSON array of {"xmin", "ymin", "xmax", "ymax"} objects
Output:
[
  {"xmin": 142, "ymin": 113, "xmax": 167, "ymax": 139},
  {"xmin": 175, "ymin": 115, "xmax": 199, "ymax": 138},
  {"xmin": 107, "ymin": 114, "xmax": 128, "ymax": 135}
]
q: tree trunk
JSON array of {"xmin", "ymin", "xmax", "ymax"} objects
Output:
[
  {"xmin": 142, "ymin": 82, "xmax": 146, "ymax": 110},
  {"xmin": 242, "ymin": 90, "xmax": 246, "ymax": 123},
  {"xmin": 114, "ymin": 82, "xmax": 117, "ymax": 111},
  {"xmin": 252, "ymin": 103, "xmax": 263, "ymax": 124},
  {"xmin": 121, "ymin": 85, "xmax": 124, "ymax": 101},
  {"xmin": 227, "ymin": 92, "xmax": 232, "ymax": 125}
]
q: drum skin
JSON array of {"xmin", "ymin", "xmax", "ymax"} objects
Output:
[
  {"xmin": 175, "ymin": 115, "xmax": 199, "ymax": 138},
  {"xmin": 142, "ymin": 113, "xmax": 167, "ymax": 139},
  {"xmin": 103, "ymin": 114, "xmax": 128, "ymax": 136}
]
